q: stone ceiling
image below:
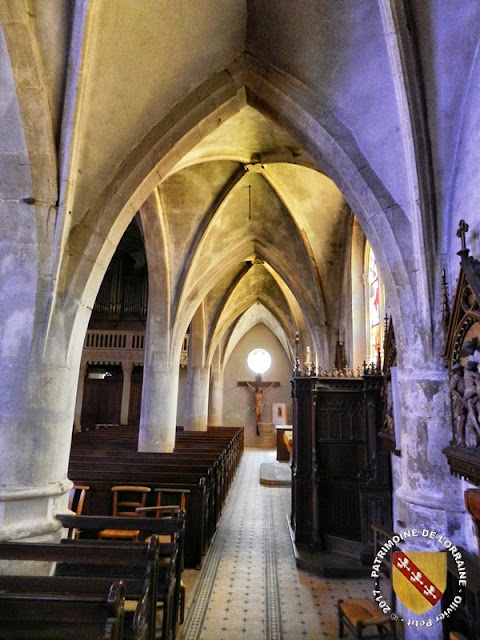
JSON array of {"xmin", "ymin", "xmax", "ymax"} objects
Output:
[
  {"xmin": 158, "ymin": 104, "xmax": 351, "ymax": 364},
  {"xmin": 3, "ymin": 0, "xmax": 451, "ymax": 368}
]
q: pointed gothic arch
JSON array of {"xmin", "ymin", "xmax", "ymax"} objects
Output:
[{"xmin": 49, "ymin": 55, "xmax": 428, "ymax": 394}]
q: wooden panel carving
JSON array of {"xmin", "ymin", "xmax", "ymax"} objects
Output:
[
  {"xmin": 443, "ymin": 220, "xmax": 480, "ymax": 484},
  {"xmin": 291, "ymin": 373, "xmax": 391, "ymax": 562}
]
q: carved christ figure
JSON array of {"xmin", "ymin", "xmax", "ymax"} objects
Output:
[
  {"xmin": 450, "ymin": 364, "xmax": 467, "ymax": 446},
  {"xmin": 245, "ymin": 381, "xmax": 276, "ymax": 434}
]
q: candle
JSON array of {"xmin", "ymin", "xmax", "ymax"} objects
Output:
[{"xmin": 305, "ymin": 346, "xmax": 311, "ymax": 366}]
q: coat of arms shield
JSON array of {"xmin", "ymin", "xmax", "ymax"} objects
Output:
[{"xmin": 392, "ymin": 551, "xmax": 447, "ymax": 614}]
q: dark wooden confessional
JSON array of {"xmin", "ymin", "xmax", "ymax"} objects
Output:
[{"xmin": 290, "ymin": 367, "xmax": 393, "ymax": 565}]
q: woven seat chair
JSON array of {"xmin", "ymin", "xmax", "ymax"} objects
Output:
[
  {"xmin": 98, "ymin": 485, "xmax": 151, "ymax": 542},
  {"xmin": 338, "ymin": 525, "xmax": 398, "ymax": 640}
]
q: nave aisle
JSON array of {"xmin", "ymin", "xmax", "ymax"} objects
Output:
[{"xmin": 181, "ymin": 448, "xmax": 372, "ymax": 640}]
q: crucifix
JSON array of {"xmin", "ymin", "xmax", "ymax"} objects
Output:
[
  {"xmin": 238, "ymin": 375, "xmax": 280, "ymax": 435},
  {"xmin": 457, "ymin": 219, "xmax": 469, "ymax": 252}
]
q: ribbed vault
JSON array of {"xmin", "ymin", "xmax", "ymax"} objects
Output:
[{"xmin": 165, "ymin": 125, "xmax": 337, "ymax": 368}]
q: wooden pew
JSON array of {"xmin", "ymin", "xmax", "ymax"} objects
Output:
[
  {"xmin": 0, "ymin": 537, "xmax": 162, "ymax": 639},
  {"xmin": 70, "ymin": 429, "xmax": 244, "ymax": 530},
  {"xmin": 68, "ymin": 460, "xmax": 221, "ymax": 538},
  {"xmin": 72, "ymin": 424, "xmax": 244, "ymax": 476},
  {"xmin": 69, "ymin": 453, "xmax": 227, "ymax": 521},
  {"xmin": 66, "ymin": 473, "xmax": 208, "ymax": 567},
  {"xmin": 71, "ymin": 424, "xmax": 244, "ymax": 481},
  {"xmin": 68, "ymin": 426, "xmax": 244, "ymax": 567},
  {"xmin": 0, "ymin": 531, "xmax": 178, "ymax": 640},
  {"xmin": 55, "ymin": 513, "xmax": 186, "ymax": 639},
  {"xmin": 0, "ymin": 579, "xmax": 125, "ymax": 640}
]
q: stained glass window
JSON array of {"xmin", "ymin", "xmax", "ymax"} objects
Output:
[{"xmin": 368, "ymin": 247, "xmax": 380, "ymax": 362}]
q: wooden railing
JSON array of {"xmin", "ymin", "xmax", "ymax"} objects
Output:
[{"xmin": 82, "ymin": 330, "xmax": 189, "ymax": 367}]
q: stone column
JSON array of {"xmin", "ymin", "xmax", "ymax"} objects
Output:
[
  {"xmin": 394, "ymin": 369, "xmax": 463, "ymax": 529},
  {"xmin": 0, "ymin": 191, "xmax": 72, "ymax": 541},
  {"xmin": 208, "ymin": 356, "xmax": 224, "ymax": 426},
  {"xmin": 184, "ymin": 306, "xmax": 209, "ymax": 431},
  {"xmin": 184, "ymin": 365, "xmax": 209, "ymax": 431},
  {"xmin": 120, "ymin": 361, "xmax": 133, "ymax": 425},
  {"xmin": 393, "ymin": 367, "xmax": 465, "ymax": 639},
  {"xmin": 73, "ymin": 361, "xmax": 87, "ymax": 432},
  {"xmin": 138, "ymin": 351, "xmax": 178, "ymax": 452},
  {"xmin": 138, "ymin": 195, "xmax": 178, "ymax": 452},
  {"xmin": 0, "ymin": 360, "xmax": 75, "ymax": 541}
]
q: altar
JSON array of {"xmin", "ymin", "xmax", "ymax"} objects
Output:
[
  {"xmin": 276, "ymin": 425, "xmax": 292, "ymax": 461},
  {"xmin": 257, "ymin": 421, "xmax": 275, "ymax": 448}
]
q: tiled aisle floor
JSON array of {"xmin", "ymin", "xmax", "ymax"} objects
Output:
[{"xmin": 180, "ymin": 448, "xmax": 372, "ymax": 640}]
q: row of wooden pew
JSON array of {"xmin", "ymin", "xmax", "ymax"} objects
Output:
[
  {"xmin": 0, "ymin": 427, "xmax": 243, "ymax": 638},
  {"xmin": 0, "ymin": 512, "xmax": 185, "ymax": 640},
  {"xmin": 68, "ymin": 425, "xmax": 244, "ymax": 568}
]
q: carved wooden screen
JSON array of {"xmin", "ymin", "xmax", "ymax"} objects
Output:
[
  {"xmin": 291, "ymin": 373, "xmax": 390, "ymax": 562},
  {"xmin": 315, "ymin": 382, "xmax": 366, "ymax": 539},
  {"xmin": 443, "ymin": 220, "xmax": 480, "ymax": 484}
]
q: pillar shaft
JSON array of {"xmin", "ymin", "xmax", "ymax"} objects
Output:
[
  {"xmin": 208, "ymin": 365, "xmax": 224, "ymax": 426},
  {"xmin": 120, "ymin": 362, "xmax": 133, "ymax": 425},
  {"xmin": 138, "ymin": 355, "xmax": 178, "ymax": 452},
  {"xmin": 0, "ymin": 361, "xmax": 75, "ymax": 540},
  {"xmin": 183, "ymin": 304, "xmax": 209, "ymax": 431},
  {"xmin": 184, "ymin": 365, "xmax": 209, "ymax": 431},
  {"xmin": 73, "ymin": 362, "xmax": 87, "ymax": 432},
  {"xmin": 392, "ymin": 369, "xmax": 465, "ymax": 638}
]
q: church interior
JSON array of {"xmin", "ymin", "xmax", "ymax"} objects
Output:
[{"xmin": 2, "ymin": 1, "xmax": 480, "ymax": 638}]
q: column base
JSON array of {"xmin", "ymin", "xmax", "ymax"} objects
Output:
[{"xmin": 0, "ymin": 483, "xmax": 71, "ymax": 542}]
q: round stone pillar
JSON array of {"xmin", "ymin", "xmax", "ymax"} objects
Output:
[
  {"xmin": 184, "ymin": 364, "xmax": 209, "ymax": 431},
  {"xmin": 394, "ymin": 368, "xmax": 464, "ymax": 534},
  {"xmin": 138, "ymin": 355, "xmax": 178, "ymax": 452},
  {"xmin": 208, "ymin": 364, "xmax": 224, "ymax": 426},
  {"xmin": 0, "ymin": 361, "xmax": 75, "ymax": 541},
  {"xmin": 73, "ymin": 361, "xmax": 87, "ymax": 432},
  {"xmin": 393, "ymin": 367, "xmax": 466, "ymax": 639},
  {"xmin": 120, "ymin": 361, "xmax": 133, "ymax": 425},
  {"xmin": 183, "ymin": 303, "xmax": 208, "ymax": 431}
]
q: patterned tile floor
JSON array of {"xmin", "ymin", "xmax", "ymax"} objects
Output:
[{"xmin": 180, "ymin": 448, "xmax": 373, "ymax": 640}]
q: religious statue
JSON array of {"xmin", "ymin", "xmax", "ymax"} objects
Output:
[
  {"xmin": 450, "ymin": 360, "xmax": 480, "ymax": 447},
  {"xmin": 450, "ymin": 363, "xmax": 467, "ymax": 446},
  {"xmin": 245, "ymin": 381, "xmax": 277, "ymax": 435},
  {"xmin": 463, "ymin": 360, "xmax": 480, "ymax": 443},
  {"xmin": 382, "ymin": 377, "xmax": 394, "ymax": 436}
]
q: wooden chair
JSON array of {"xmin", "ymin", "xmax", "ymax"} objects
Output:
[
  {"xmin": 67, "ymin": 484, "xmax": 90, "ymax": 539},
  {"xmin": 154, "ymin": 488, "xmax": 189, "ymax": 623},
  {"xmin": 68, "ymin": 484, "xmax": 90, "ymax": 514},
  {"xmin": 338, "ymin": 524, "xmax": 397, "ymax": 640},
  {"xmin": 98, "ymin": 485, "xmax": 151, "ymax": 542},
  {"xmin": 154, "ymin": 488, "xmax": 188, "ymax": 511},
  {"xmin": 136, "ymin": 489, "xmax": 189, "ymax": 627},
  {"xmin": 135, "ymin": 488, "xmax": 188, "ymax": 541}
]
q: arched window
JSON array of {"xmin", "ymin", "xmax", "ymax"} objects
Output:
[
  {"xmin": 366, "ymin": 244, "xmax": 383, "ymax": 364},
  {"xmin": 350, "ymin": 221, "xmax": 385, "ymax": 371}
]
